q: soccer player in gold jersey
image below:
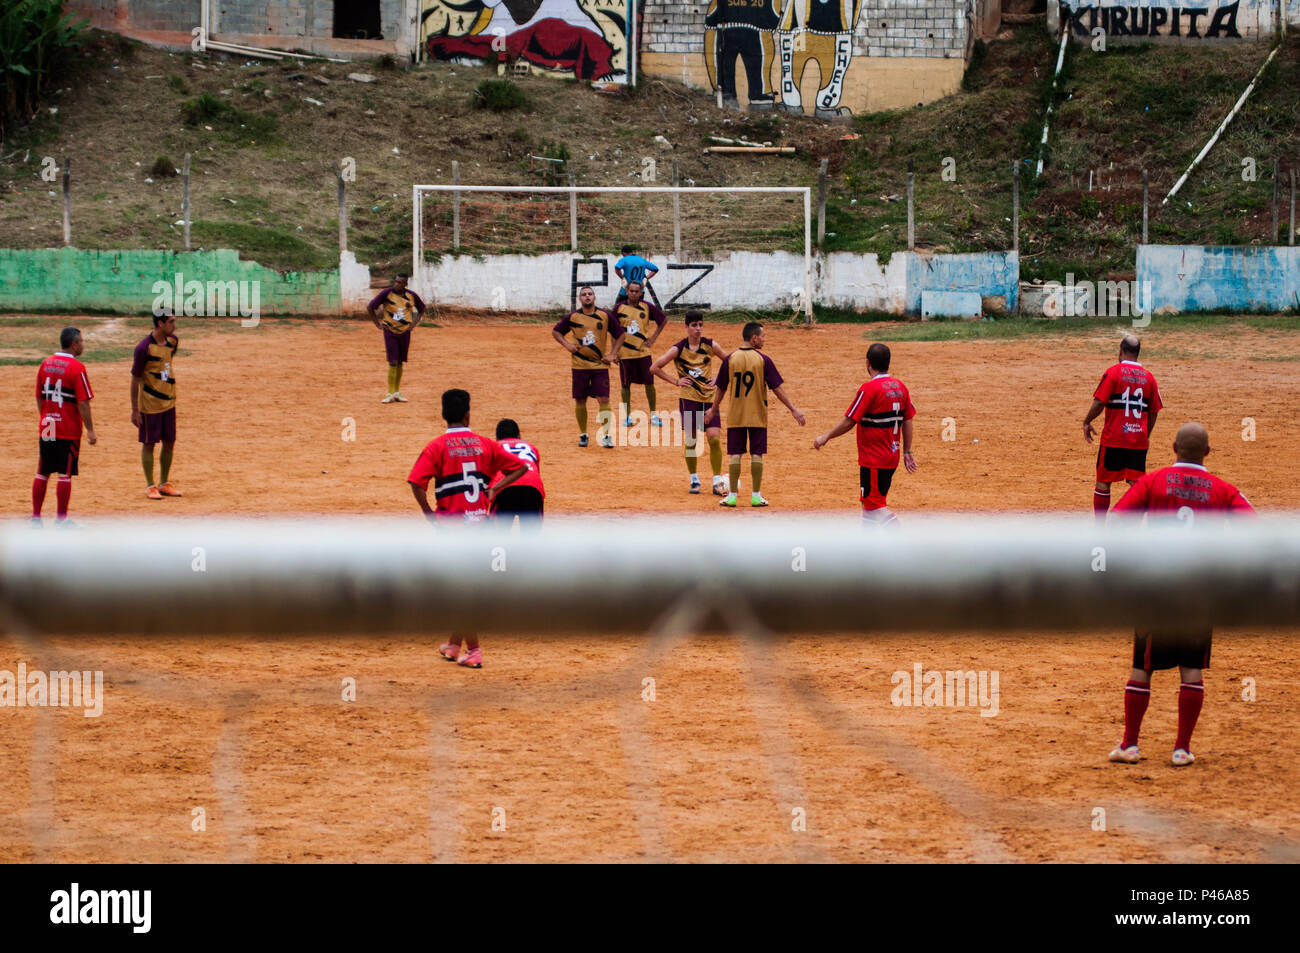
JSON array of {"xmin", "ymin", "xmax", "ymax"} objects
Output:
[
  {"xmin": 652, "ymin": 309, "xmax": 730, "ymax": 495},
  {"xmin": 709, "ymin": 321, "xmax": 805, "ymax": 507},
  {"xmin": 551, "ymin": 285, "xmax": 626, "ymax": 448}
]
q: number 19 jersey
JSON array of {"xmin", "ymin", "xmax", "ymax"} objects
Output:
[
  {"xmin": 846, "ymin": 374, "xmax": 916, "ymax": 468},
  {"xmin": 408, "ymin": 427, "xmax": 521, "ymax": 522},
  {"xmin": 1095, "ymin": 360, "xmax": 1162, "ymax": 450}
]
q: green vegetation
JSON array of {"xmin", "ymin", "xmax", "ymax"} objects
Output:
[
  {"xmin": 189, "ymin": 222, "xmax": 334, "ymax": 270},
  {"xmin": 180, "ymin": 92, "xmax": 278, "ymax": 141},
  {"xmin": 871, "ymin": 312, "xmax": 1300, "ymax": 342},
  {"xmin": 1, "ymin": 0, "xmax": 87, "ymax": 141},
  {"xmin": 472, "ymin": 78, "xmax": 527, "ymax": 113}
]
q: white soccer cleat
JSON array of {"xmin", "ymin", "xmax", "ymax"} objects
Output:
[
  {"xmin": 381, "ymin": 393, "xmax": 397, "ymax": 404},
  {"xmin": 1171, "ymin": 748, "xmax": 1195, "ymax": 767},
  {"xmin": 1108, "ymin": 743, "xmax": 1140, "ymax": 764},
  {"xmin": 689, "ymin": 477, "xmax": 701, "ymax": 494},
  {"xmin": 392, "ymin": 392, "xmax": 408, "ymax": 403}
]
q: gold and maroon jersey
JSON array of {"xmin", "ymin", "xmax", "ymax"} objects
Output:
[
  {"xmin": 370, "ymin": 288, "xmax": 425, "ymax": 335},
  {"xmin": 131, "ymin": 333, "xmax": 178, "ymax": 414},
  {"xmin": 716, "ymin": 346, "xmax": 783, "ymax": 429},
  {"xmin": 614, "ymin": 299, "xmax": 667, "ymax": 360},
  {"xmin": 672, "ymin": 336, "xmax": 717, "ymax": 404},
  {"xmin": 552, "ymin": 308, "xmax": 621, "ymax": 370}
]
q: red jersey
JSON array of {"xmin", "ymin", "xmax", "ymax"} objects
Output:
[
  {"xmin": 497, "ymin": 438, "xmax": 545, "ymax": 498},
  {"xmin": 408, "ymin": 427, "xmax": 523, "ymax": 522},
  {"xmin": 845, "ymin": 374, "xmax": 916, "ymax": 468},
  {"xmin": 1113, "ymin": 463, "xmax": 1255, "ymax": 518},
  {"xmin": 36, "ymin": 351, "xmax": 93, "ymax": 440},
  {"xmin": 1094, "ymin": 361, "xmax": 1162, "ymax": 450}
]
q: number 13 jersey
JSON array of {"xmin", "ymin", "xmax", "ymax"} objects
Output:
[{"xmin": 1094, "ymin": 360, "xmax": 1162, "ymax": 450}]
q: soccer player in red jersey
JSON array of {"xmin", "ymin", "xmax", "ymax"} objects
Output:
[
  {"xmin": 1107, "ymin": 422, "xmax": 1255, "ymax": 768},
  {"xmin": 408, "ymin": 389, "xmax": 528, "ymax": 669},
  {"xmin": 491, "ymin": 418, "xmax": 545, "ymax": 529},
  {"xmin": 1084, "ymin": 335, "xmax": 1162, "ymax": 522},
  {"xmin": 33, "ymin": 327, "xmax": 97, "ymax": 527},
  {"xmin": 813, "ymin": 343, "xmax": 917, "ymax": 527}
]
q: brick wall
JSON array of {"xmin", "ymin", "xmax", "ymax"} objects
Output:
[{"xmin": 641, "ymin": 0, "xmax": 973, "ymax": 60}]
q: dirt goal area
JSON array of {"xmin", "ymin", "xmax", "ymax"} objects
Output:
[{"xmin": 2, "ymin": 316, "xmax": 1298, "ymax": 862}]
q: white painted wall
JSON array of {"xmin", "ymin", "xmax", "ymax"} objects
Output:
[
  {"xmin": 416, "ymin": 250, "xmax": 915, "ymax": 314},
  {"xmin": 339, "ymin": 251, "xmax": 372, "ymax": 311}
]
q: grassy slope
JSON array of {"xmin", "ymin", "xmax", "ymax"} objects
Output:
[{"xmin": 0, "ymin": 27, "xmax": 1296, "ymax": 282}]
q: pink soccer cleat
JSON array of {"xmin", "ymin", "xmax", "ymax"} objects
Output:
[
  {"xmin": 458, "ymin": 647, "xmax": 483, "ymax": 669},
  {"xmin": 439, "ymin": 643, "xmax": 461, "ymax": 662}
]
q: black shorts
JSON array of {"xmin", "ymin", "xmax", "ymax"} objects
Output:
[
  {"xmin": 1097, "ymin": 446, "xmax": 1147, "ymax": 483},
  {"xmin": 1132, "ymin": 630, "xmax": 1212, "ymax": 672},
  {"xmin": 38, "ymin": 437, "xmax": 80, "ymax": 477},
  {"xmin": 493, "ymin": 485, "xmax": 544, "ymax": 519},
  {"xmin": 859, "ymin": 466, "xmax": 896, "ymax": 510}
]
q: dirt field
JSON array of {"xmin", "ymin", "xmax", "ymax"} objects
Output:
[{"xmin": 2, "ymin": 317, "xmax": 1298, "ymax": 863}]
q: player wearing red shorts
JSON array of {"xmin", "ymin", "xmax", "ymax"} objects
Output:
[
  {"xmin": 1084, "ymin": 335, "xmax": 1162, "ymax": 521},
  {"xmin": 131, "ymin": 308, "xmax": 182, "ymax": 501},
  {"xmin": 651, "ymin": 309, "xmax": 730, "ymax": 496},
  {"xmin": 1107, "ymin": 422, "xmax": 1255, "ymax": 768},
  {"xmin": 813, "ymin": 343, "xmax": 917, "ymax": 527},
  {"xmin": 709, "ymin": 321, "xmax": 805, "ymax": 507},
  {"xmin": 551, "ymin": 285, "xmax": 626, "ymax": 448},
  {"xmin": 613, "ymin": 280, "xmax": 668, "ymax": 428},
  {"xmin": 492, "ymin": 418, "xmax": 545, "ymax": 530},
  {"xmin": 33, "ymin": 327, "xmax": 97, "ymax": 526},
  {"xmin": 408, "ymin": 389, "xmax": 528, "ymax": 669}
]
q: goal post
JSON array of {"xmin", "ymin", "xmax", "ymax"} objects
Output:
[
  {"xmin": 412, "ymin": 185, "xmax": 814, "ymax": 319},
  {"xmin": 6, "ymin": 518, "xmax": 1299, "ymax": 636}
]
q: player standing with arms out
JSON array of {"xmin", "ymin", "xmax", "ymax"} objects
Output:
[
  {"xmin": 492, "ymin": 418, "xmax": 545, "ymax": 530},
  {"xmin": 552, "ymin": 285, "xmax": 626, "ymax": 448},
  {"xmin": 368, "ymin": 273, "xmax": 426, "ymax": 404},
  {"xmin": 613, "ymin": 280, "xmax": 668, "ymax": 427},
  {"xmin": 613, "ymin": 245, "xmax": 658, "ymax": 308},
  {"xmin": 1084, "ymin": 334, "xmax": 1162, "ymax": 522},
  {"xmin": 408, "ymin": 389, "xmax": 529, "ymax": 669},
  {"xmin": 33, "ymin": 327, "xmax": 96, "ymax": 527},
  {"xmin": 1107, "ymin": 422, "xmax": 1255, "ymax": 768},
  {"xmin": 130, "ymin": 308, "xmax": 183, "ymax": 501},
  {"xmin": 651, "ymin": 309, "xmax": 730, "ymax": 495},
  {"xmin": 709, "ymin": 321, "xmax": 805, "ymax": 507},
  {"xmin": 812, "ymin": 343, "xmax": 917, "ymax": 527}
]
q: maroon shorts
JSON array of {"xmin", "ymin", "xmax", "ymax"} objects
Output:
[
  {"xmin": 619, "ymin": 355, "xmax": 654, "ymax": 387},
  {"xmin": 38, "ymin": 437, "xmax": 80, "ymax": 477},
  {"xmin": 383, "ymin": 327, "xmax": 411, "ymax": 364},
  {"xmin": 726, "ymin": 426, "xmax": 767, "ymax": 456},
  {"xmin": 571, "ymin": 368, "xmax": 610, "ymax": 401},
  {"xmin": 1133, "ymin": 630, "xmax": 1212, "ymax": 671},
  {"xmin": 1096, "ymin": 445, "xmax": 1146, "ymax": 483},
  {"xmin": 138, "ymin": 408, "xmax": 177, "ymax": 445},
  {"xmin": 679, "ymin": 399, "xmax": 721, "ymax": 440}
]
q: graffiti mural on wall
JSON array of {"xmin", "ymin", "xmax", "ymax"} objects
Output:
[
  {"xmin": 1063, "ymin": 2, "xmax": 1244, "ymax": 38},
  {"xmin": 421, "ymin": 0, "xmax": 631, "ymax": 82},
  {"xmin": 705, "ymin": 1, "xmax": 863, "ymax": 118}
]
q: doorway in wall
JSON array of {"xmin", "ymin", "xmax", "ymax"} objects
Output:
[{"xmin": 334, "ymin": 0, "xmax": 382, "ymax": 39}]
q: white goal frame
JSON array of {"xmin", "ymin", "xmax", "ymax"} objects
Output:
[{"xmin": 412, "ymin": 185, "xmax": 814, "ymax": 318}]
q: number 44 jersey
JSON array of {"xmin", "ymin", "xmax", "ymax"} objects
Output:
[
  {"xmin": 408, "ymin": 427, "xmax": 523, "ymax": 522},
  {"xmin": 1095, "ymin": 360, "xmax": 1162, "ymax": 450},
  {"xmin": 36, "ymin": 351, "xmax": 93, "ymax": 439},
  {"xmin": 846, "ymin": 374, "xmax": 916, "ymax": 469}
]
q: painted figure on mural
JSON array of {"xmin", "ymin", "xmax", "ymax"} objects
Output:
[
  {"xmin": 777, "ymin": 0, "xmax": 863, "ymax": 119},
  {"xmin": 704, "ymin": 0, "xmax": 781, "ymax": 111},
  {"xmin": 423, "ymin": 0, "xmax": 627, "ymax": 82}
]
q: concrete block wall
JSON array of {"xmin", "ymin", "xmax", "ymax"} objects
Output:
[
  {"xmin": 856, "ymin": 0, "xmax": 971, "ymax": 58},
  {"xmin": 0, "ymin": 248, "xmax": 342, "ymax": 315}
]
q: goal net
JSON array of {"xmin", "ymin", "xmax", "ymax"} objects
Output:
[{"xmin": 413, "ymin": 185, "xmax": 813, "ymax": 318}]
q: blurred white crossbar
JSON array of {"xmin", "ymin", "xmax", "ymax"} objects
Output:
[{"xmin": 2, "ymin": 517, "xmax": 1298, "ymax": 635}]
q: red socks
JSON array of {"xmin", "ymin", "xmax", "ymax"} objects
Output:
[
  {"xmin": 32, "ymin": 475, "xmax": 48, "ymax": 517},
  {"xmin": 1176, "ymin": 681, "xmax": 1205, "ymax": 751},
  {"xmin": 1122, "ymin": 679, "xmax": 1150, "ymax": 748},
  {"xmin": 1093, "ymin": 488, "xmax": 1111, "ymax": 521},
  {"xmin": 55, "ymin": 476, "xmax": 72, "ymax": 520}
]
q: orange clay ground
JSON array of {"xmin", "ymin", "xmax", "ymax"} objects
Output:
[{"xmin": 1, "ymin": 316, "xmax": 1298, "ymax": 863}]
